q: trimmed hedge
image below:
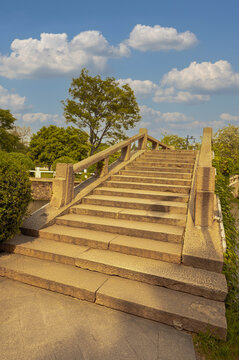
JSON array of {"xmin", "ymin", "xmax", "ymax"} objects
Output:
[{"xmin": 0, "ymin": 151, "xmax": 32, "ymax": 242}]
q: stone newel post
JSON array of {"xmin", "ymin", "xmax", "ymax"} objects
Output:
[{"xmin": 50, "ymin": 163, "xmax": 74, "ymax": 208}]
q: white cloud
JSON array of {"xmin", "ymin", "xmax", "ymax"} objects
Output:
[
  {"xmin": 153, "ymin": 87, "xmax": 210, "ymax": 103},
  {"xmin": 161, "ymin": 60, "xmax": 239, "ymax": 93},
  {"xmin": 126, "ymin": 24, "xmax": 198, "ymax": 51},
  {"xmin": 0, "ymin": 85, "xmax": 27, "ymax": 111},
  {"xmin": 0, "ymin": 32, "xmax": 130, "ymax": 79},
  {"xmin": 220, "ymin": 113, "xmax": 239, "ymax": 122},
  {"xmin": 21, "ymin": 112, "xmax": 64, "ymax": 125},
  {"xmin": 140, "ymin": 105, "xmax": 192, "ymax": 124},
  {"xmin": 118, "ymin": 78, "xmax": 158, "ymax": 97}
]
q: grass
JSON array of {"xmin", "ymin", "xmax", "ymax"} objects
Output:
[{"xmin": 193, "ymin": 176, "xmax": 239, "ymax": 359}]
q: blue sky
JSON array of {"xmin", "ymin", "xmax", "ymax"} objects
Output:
[{"xmin": 0, "ymin": 0, "xmax": 239, "ymax": 141}]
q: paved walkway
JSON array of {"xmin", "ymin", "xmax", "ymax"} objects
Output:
[{"xmin": 0, "ymin": 277, "xmax": 196, "ymax": 360}]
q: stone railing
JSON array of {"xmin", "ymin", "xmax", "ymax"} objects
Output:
[
  {"xmin": 194, "ymin": 127, "xmax": 215, "ymax": 226},
  {"xmin": 50, "ymin": 128, "xmax": 170, "ymax": 208}
]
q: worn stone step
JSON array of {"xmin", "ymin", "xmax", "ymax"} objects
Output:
[
  {"xmin": 125, "ymin": 165, "xmax": 192, "ymax": 173},
  {"xmin": 142, "ymin": 155, "xmax": 196, "ymax": 160},
  {"xmin": 82, "ymin": 195, "xmax": 188, "ymax": 214},
  {"xmin": 135, "ymin": 158, "xmax": 195, "ymax": 164},
  {"xmin": 129, "ymin": 162, "xmax": 194, "ymax": 169},
  {"xmin": 96, "ymin": 277, "xmax": 227, "ymax": 340},
  {"xmin": 104, "ymin": 179, "xmax": 190, "ymax": 194},
  {"xmin": 55, "ymin": 213, "xmax": 184, "ymax": 243},
  {"xmin": 1, "ymin": 237, "xmax": 227, "ymax": 301},
  {"xmin": 37, "ymin": 224, "xmax": 182, "ymax": 263},
  {"xmin": 146, "ymin": 150, "xmax": 196, "ymax": 154},
  {"xmin": 120, "ymin": 170, "xmax": 192, "ymax": 179},
  {"xmin": 0, "ymin": 253, "xmax": 226, "ymax": 339},
  {"xmin": 94, "ymin": 185, "xmax": 189, "ymax": 200},
  {"xmin": 110, "ymin": 175, "xmax": 191, "ymax": 188},
  {"xmin": 0, "ymin": 253, "xmax": 109, "ymax": 302},
  {"xmin": 70, "ymin": 204, "xmax": 187, "ymax": 226}
]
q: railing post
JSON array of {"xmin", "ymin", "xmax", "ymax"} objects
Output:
[
  {"xmin": 120, "ymin": 144, "xmax": 131, "ymax": 161},
  {"xmin": 99, "ymin": 156, "xmax": 109, "ymax": 177},
  {"xmin": 152, "ymin": 141, "xmax": 159, "ymax": 150},
  {"xmin": 194, "ymin": 128, "xmax": 215, "ymax": 227},
  {"xmin": 138, "ymin": 128, "xmax": 148, "ymax": 150},
  {"xmin": 50, "ymin": 163, "xmax": 74, "ymax": 208}
]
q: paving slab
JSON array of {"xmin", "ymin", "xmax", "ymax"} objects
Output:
[{"xmin": 0, "ymin": 277, "xmax": 196, "ymax": 360}]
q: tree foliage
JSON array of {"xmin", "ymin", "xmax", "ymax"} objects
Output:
[
  {"xmin": 62, "ymin": 68, "xmax": 141, "ymax": 155},
  {"xmin": 28, "ymin": 125, "xmax": 89, "ymax": 168},
  {"xmin": 0, "ymin": 109, "xmax": 23, "ymax": 152},
  {"xmin": 0, "ymin": 151, "xmax": 32, "ymax": 242},
  {"xmin": 213, "ymin": 125, "xmax": 239, "ymax": 176}
]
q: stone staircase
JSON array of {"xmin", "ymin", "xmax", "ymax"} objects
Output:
[{"xmin": 0, "ymin": 149, "xmax": 227, "ymax": 339}]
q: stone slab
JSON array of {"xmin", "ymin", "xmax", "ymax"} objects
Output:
[
  {"xmin": 83, "ymin": 194, "xmax": 187, "ymax": 214},
  {"xmin": 39, "ymin": 224, "xmax": 116, "ymax": 249},
  {"xmin": 74, "ymin": 248, "xmax": 227, "ymax": 301},
  {"xmin": 55, "ymin": 214, "xmax": 184, "ymax": 243},
  {"xmin": 183, "ymin": 196, "xmax": 224, "ymax": 272},
  {"xmin": 96, "ymin": 276, "xmax": 227, "ymax": 340},
  {"xmin": 0, "ymin": 253, "xmax": 109, "ymax": 302},
  {"xmin": 70, "ymin": 204, "xmax": 187, "ymax": 226}
]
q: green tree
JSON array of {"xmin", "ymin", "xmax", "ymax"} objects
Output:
[
  {"xmin": 28, "ymin": 125, "xmax": 89, "ymax": 169},
  {"xmin": 213, "ymin": 124, "xmax": 239, "ymax": 176},
  {"xmin": 62, "ymin": 68, "xmax": 141, "ymax": 155},
  {"xmin": 0, "ymin": 109, "xmax": 22, "ymax": 152}
]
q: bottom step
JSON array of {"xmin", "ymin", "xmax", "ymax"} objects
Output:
[{"xmin": 0, "ymin": 253, "xmax": 227, "ymax": 339}]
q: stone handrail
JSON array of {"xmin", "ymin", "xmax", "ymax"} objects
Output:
[
  {"xmin": 194, "ymin": 127, "xmax": 215, "ymax": 226},
  {"xmin": 50, "ymin": 128, "xmax": 170, "ymax": 208}
]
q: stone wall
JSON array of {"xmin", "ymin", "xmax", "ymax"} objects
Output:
[
  {"xmin": 30, "ymin": 178, "xmax": 82, "ymax": 201},
  {"xmin": 30, "ymin": 178, "xmax": 53, "ymax": 200}
]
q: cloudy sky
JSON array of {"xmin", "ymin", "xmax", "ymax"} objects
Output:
[{"xmin": 1, "ymin": 0, "xmax": 239, "ymax": 140}]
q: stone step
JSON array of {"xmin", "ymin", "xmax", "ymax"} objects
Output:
[
  {"xmin": 94, "ymin": 185, "xmax": 189, "ymax": 200},
  {"xmin": 146, "ymin": 150, "xmax": 196, "ymax": 154},
  {"xmin": 55, "ymin": 213, "xmax": 184, "ymax": 243},
  {"xmin": 82, "ymin": 194, "xmax": 188, "ymax": 214},
  {"xmin": 37, "ymin": 225, "xmax": 182, "ymax": 263},
  {"xmin": 120, "ymin": 170, "xmax": 192, "ymax": 179},
  {"xmin": 110, "ymin": 175, "xmax": 191, "ymax": 188},
  {"xmin": 0, "ymin": 253, "xmax": 227, "ymax": 339},
  {"xmin": 141, "ymin": 154, "xmax": 196, "ymax": 160},
  {"xmin": 136, "ymin": 158, "xmax": 195, "ymax": 164},
  {"xmin": 130, "ymin": 162, "xmax": 194, "ymax": 169},
  {"xmin": 125, "ymin": 165, "xmax": 192, "ymax": 173},
  {"xmin": 96, "ymin": 277, "xmax": 227, "ymax": 340},
  {"xmin": 104, "ymin": 180, "xmax": 190, "ymax": 194},
  {"xmin": 70, "ymin": 204, "xmax": 187, "ymax": 226},
  {"xmin": 1, "ymin": 237, "xmax": 227, "ymax": 301}
]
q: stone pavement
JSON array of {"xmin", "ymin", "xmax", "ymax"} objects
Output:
[{"xmin": 0, "ymin": 277, "xmax": 196, "ymax": 360}]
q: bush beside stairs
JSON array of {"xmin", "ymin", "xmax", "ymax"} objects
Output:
[{"xmin": 0, "ymin": 150, "xmax": 227, "ymax": 339}]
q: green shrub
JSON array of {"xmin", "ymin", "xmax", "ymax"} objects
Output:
[
  {"xmin": 194, "ymin": 173, "xmax": 239, "ymax": 359},
  {"xmin": 9, "ymin": 152, "xmax": 34, "ymax": 170},
  {"xmin": 0, "ymin": 151, "xmax": 32, "ymax": 242},
  {"xmin": 52, "ymin": 156, "xmax": 76, "ymax": 171}
]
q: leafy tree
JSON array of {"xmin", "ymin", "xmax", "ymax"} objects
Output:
[
  {"xmin": 0, "ymin": 109, "xmax": 22, "ymax": 152},
  {"xmin": 28, "ymin": 125, "xmax": 89, "ymax": 169},
  {"xmin": 9, "ymin": 152, "xmax": 34, "ymax": 170},
  {"xmin": 160, "ymin": 133, "xmax": 200, "ymax": 150},
  {"xmin": 52, "ymin": 156, "xmax": 76, "ymax": 171},
  {"xmin": 62, "ymin": 68, "xmax": 141, "ymax": 155},
  {"xmin": 213, "ymin": 124, "xmax": 239, "ymax": 176}
]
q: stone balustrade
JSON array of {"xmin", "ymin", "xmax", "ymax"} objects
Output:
[
  {"xmin": 194, "ymin": 127, "xmax": 215, "ymax": 227},
  {"xmin": 50, "ymin": 128, "xmax": 170, "ymax": 208}
]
